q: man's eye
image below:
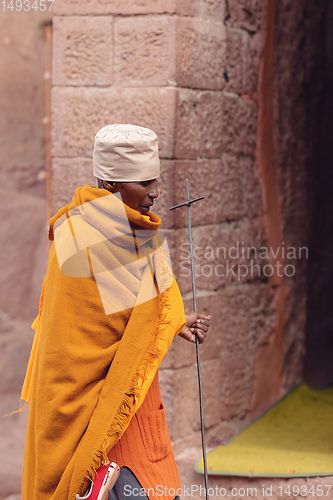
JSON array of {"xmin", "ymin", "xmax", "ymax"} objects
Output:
[{"xmin": 140, "ymin": 181, "xmax": 150, "ymax": 187}]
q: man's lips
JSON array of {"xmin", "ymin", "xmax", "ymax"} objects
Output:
[{"xmin": 142, "ymin": 203, "xmax": 153, "ymax": 210}]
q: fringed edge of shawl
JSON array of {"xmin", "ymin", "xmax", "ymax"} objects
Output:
[
  {"xmin": 3, "ymin": 399, "xmax": 29, "ymax": 417},
  {"xmin": 79, "ymin": 289, "xmax": 172, "ymax": 492}
]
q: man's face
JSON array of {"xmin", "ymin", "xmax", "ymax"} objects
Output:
[{"xmin": 112, "ymin": 179, "xmax": 159, "ymax": 215}]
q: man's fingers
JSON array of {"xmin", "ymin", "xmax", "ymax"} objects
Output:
[
  {"xmin": 198, "ymin": 314, "xmax": 211, "ymax": 321},
  {"xmin": 190, "ymin": 327, "xmax": 207, "ymax": 342},
  {"xmin": 195, "ymin": 319, "xmax": 210, "ymax": 329},
  {"xmin": 181, "ymin": 312, "xmax": 211, "ymax": 344},
  {"xmin": 194, "ymin": 322, "xmax": 209, "ymax": 332},
  {"xmin": 179, "ymin": 328, "xmax": 196, "ymax": 343}
]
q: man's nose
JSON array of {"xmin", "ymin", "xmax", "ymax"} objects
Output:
[{"xmin": 148, "ymin": 181, "xmax": 159, "ymax": 199}]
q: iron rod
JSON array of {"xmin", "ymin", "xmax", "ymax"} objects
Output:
[
  {"xmin": 169, "ymin": 196, "xmax": 204, "ymax": 211},
  {"xmin": 170, "ymin": 180, "xmax": 209, "ymax": 500}
]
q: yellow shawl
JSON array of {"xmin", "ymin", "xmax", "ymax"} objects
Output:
[{"xmin": 21, "ymin": 186, "xmax": 185, "ymax": 500}]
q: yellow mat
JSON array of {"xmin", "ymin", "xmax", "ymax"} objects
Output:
[{"xmin": 195, "ymin": 384, "xmax": 333, "ymax": 477}]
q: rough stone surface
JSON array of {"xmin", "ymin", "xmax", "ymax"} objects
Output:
[
  {"xmin": 114, "ymin": 16, "xmax": 176, "ymax": 87},
  {"xmin": 175, "ymin": 89, "xmax": 223, "ymax": 159},
  {"xmin": 282, "ymin": 320, "xmax": 306, "ymax": 391},
  {"xmin": 282, "ymin": 262, "xmax": 307, "ymax": 392},
  {"xmin": 174, "ymin": 218, "xmax": 266, "ymax": 294},
  {"xmin": 219, "ymin": 348, "xmax": 254, "ymax": 420},
  {"xmin": 224, "ymin": 29, "xmax": 261, "ymax": 96},
  {"xmin": 52, "ymin": 16, "xmax": 113, "ymax": 86},
  {"xmin": 53, "ymin": 0, "xmax": 224, "ymax": 18},
  {"xmin": 200, "ymin": 358, "xmax": 221, "ymax": 429},
  {"xmin": 0, "ymin": 188, "xmax": 48, "ymax": 320},
  {"xmin": 227, "ymin": 0, "xmax": 264, "ymax": 33},
  {"xmin": 53, "ymin": 0, "xmax": 178, "ymax": 15},
  {"xmin": 52, "ymin": 86, "xmax": 176, "ymax": 159},
  {"xmin": 0, "ymin": 394, "xmax": 27, "ymax": 499},
  {"xmin": 0, "ymin": 10, "xmax": 50, "ymax": 193},
  {"xmin": 164, "ymin": 334, "xmax": 197, "ymax": 372},
  {"xmin": 177, "ymin": 0, "xmax": 225, "ymax": 20},
  {"xmin": 199, "ymin": 0, "xmax": 225, "ymax": 20},
  {"xmin": 173, "ymin": 156, "xmax": 262, "ymax": 228},
  {"xmin": 153, "ymin": 160, "xmax": 175, "ymax": 229},
  {"xmin": 171, "ymin": 365, "xmax": 201, "ymax": 440},
  {"xmin": 0, "ymin": 11, "xmax": 50, "ymax": 499},
  {"xmin": 221, "ymin": 93, "xmax": 258, "ymax": 157},
  {"xmin": 220, "ymin": 154, "xmax": 249, "ymax": 221},
  {"xmin": 51, "ymin": 157, "xmax": 96, "ymax": 213},
  {"xmin": 222, "ymin": 154, "xmax": 263, "ymax": 220},
  {"xmin": 174, "ymin": 160, "xmax": 223, "ymax": 227},
  {"xmin": 219, "ymin": 282, "xmax": 275, "ymax": 351},
  {"xmin": 0, "ymin": 319, "xmax": 35, "ymax": 395},
  {"xmin": 245, "ymin": 31, "xmax": 262, "ymax": 94},
  {"xmin": 175, "ymin": 0, "xmax": 198, "ymax": 17},
  {"xmin": 176, "ymin": 17, "xmax": 226, "ymax": 90},
  {"xmin": 224, "ymin": 28, "xmax": 245, "ymax": 95},
  {"xmin": 271, "ymin": 0, "xmax": 319, "ymax": 390},
  {"xmin": 218, "ymin": 282, "xmax": 275, "ymax": 419}
]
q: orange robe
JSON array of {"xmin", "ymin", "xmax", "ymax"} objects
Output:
[{"xmin": 21, "ymin": 186, "xmax": 186, "ymax": 500}]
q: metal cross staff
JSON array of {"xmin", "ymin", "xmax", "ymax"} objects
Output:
[{"xmin": 170, "ymin": 179, "xmax": 209, "ymax": 500}]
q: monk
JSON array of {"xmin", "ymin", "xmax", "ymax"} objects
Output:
[{"xmin": 21, "ymin": 124, "xmax": 211, "ymax": 500}]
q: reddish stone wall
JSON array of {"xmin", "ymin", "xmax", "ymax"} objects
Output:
[
  {"xmin": 50, "ymin": 0, "xmax": 229, "ymax": 456},
  {"xmin": 1, "ymin": 0, "xmax": 329, "ymax": 497},
  {"xmin": 0, "ymin": 10, "xmax": 51, "ymax": 499},
  {"xmin": 49, "ymin": 0, "xmax": 277, "ymax": 457},
  {"xmin": 271, "ymin": 0, "xmax": 309, "ymax": 391}
]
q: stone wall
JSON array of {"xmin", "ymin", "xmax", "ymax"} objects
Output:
[
  {"xmin": 49, "ymin": 0, "xmax": 295, "ymax": 459},
  {"xmin": 0, "ymin": 0, "xmax": 327, "ymax": 497},
  {"xmin": 270, "ymin": 0, "xmax": 309, "ymax": 392},
  {"xmin": 50, "ymin": 0, "xmax": 271, "ymax": 457},
  {"xmin": 0, "ymin": 9, "xmax": 51, "ymax": 498}
]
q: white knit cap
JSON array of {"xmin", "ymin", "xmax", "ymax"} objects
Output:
[{"xmin": 93, "ymin": 124, "xmax": 160, "ymax": 182}]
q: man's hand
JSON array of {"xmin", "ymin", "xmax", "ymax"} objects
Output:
[{"xmin": 179, "ymin": 311, "xmax": 211, "ymax": 344}]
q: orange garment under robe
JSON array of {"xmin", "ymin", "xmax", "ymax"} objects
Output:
[{"xmin": 110, "ymin": 373, "xmax": 181, "ymax": 499}]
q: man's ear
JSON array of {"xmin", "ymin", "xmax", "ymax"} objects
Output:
[{"xmin": 102, "ymin": 180, "xmax": 115, "ymax": 191}]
